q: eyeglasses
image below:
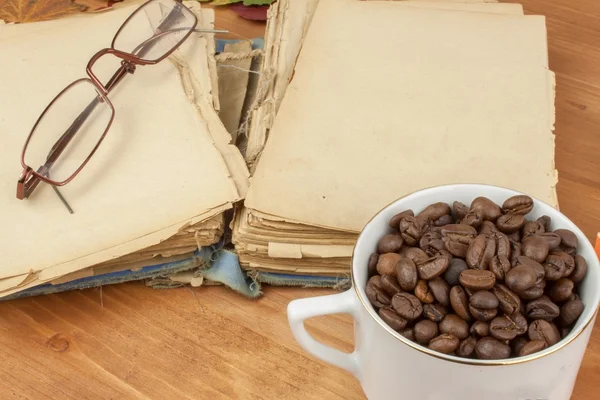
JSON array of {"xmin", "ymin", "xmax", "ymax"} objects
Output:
[{"xmin": 16, "ymin": 0, "xmax": 224, "ymax": 212}]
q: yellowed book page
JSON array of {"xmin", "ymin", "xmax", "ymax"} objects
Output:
[
  {"xmin": 243, "ymin": 0, "xmax": 522, "ymax": 166},
  {"xmin": 232, "ymin": 208, "xmax": 357, "ymax": 245},
  {"xmin": 391, "ymin": 2, "xmax": 522, "ymax": 14},
  {"xmin": 245, "ymin": 0, "xmax": 555, "ymax": 233},
  {"xmin": 218, "ymin": 41, "xmax": 253, "ymax": 139},
  {"xmin": 241, "ymin": 255, "xmax": 350, "ymax": 268},
  {"xmin": 268, "ymin": 243, "xmax": 354, "ymax": 259},
  {"xmin": 0, "ymin": 5, "xmax": 241, "ymax": 283},
  {"xmin": 400, "ymin": 0, "xmax": 499, "ymax": 3},
  {"xmin": 242, "ymin": 259, "xmax": 351, "ymax": 276}
]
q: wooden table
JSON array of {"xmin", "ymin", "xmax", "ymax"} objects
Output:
[{"xmin": 1, "ymin": 1, "xmax": 599, "ymax": 399}]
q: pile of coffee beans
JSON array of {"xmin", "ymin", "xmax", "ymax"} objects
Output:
[{"xmin": 366, "ymin": 195, "xmax": 588, "ymax": 360}]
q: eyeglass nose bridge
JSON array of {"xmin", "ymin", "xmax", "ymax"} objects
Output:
[{"xmin": 86, "ymin": 48, "xmax": 154, "ymax": 94}]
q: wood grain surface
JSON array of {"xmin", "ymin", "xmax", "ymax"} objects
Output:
[{"xmin": 0, "ymin": 1, "xmax": 599, "ymax": 399}]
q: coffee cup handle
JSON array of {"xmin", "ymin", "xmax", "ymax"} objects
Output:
[{"xmin": 287, "ymin": 289, "xmax": 361, "ymax": 377}]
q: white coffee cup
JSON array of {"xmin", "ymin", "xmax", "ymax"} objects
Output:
[{"xmin": 287, "ymin": 184, "xmax": 600, "ymax": 400}]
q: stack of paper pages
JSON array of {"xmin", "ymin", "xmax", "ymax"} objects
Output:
[
  {"xmin": 0, "ymin": 2, "xmax": 249, "ymax": 298},
  {"xmin": 233, "ymin": 0, "xmax": 558, "ymax": 285}
]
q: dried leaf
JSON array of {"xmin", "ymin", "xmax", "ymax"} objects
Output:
[{"xmin": 0, "ymin": 0, "xmax": 114, "ymax": 23}]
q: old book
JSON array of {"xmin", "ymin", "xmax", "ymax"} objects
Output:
[
  {"xmin": 234, "ymin": 0, "xmax": 556, "ymax": 284},
  {"xmin": 0, "ymin": 2, "xmax": 249, "ymax": 297}
]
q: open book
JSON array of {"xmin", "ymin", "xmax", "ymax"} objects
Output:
[
  {"xmin": 0, "ymin": 2, "xmax": 249, "ymax": 298},
  {"xmin": 233, "ymin": 0, "xmax": 557, "ymax": 287}
]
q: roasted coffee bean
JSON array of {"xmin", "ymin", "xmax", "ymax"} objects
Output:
[
  {"xmin": 519, "ymin": 340, "xmax": 546, "ymax": 356},
  {"xmin": 507, "ymin": 230, "xmax": 522, "ymax": 243},
  {"xmin": 522, "ymin": 220, "xmax": 545, "ymax": 239},
  {"xmin": 469, "ymin": 305, "xmax": 498, "ymax": 322},
  {"xmin": 529, "ymin": 320, "xmax": 560, "ymax": 346},
  {"xmin": 450, "ymin": 286, "xmax": 471, "ymax": 321},
  {"xmin": 558, "ymin": 299, "xmax": 584, "ymax": 327},
  {"xmin": 490, "ymin": 256, "xmax": 511, "ymax": 281},
  {"xmin": 395, "ymin": 258, "xmax": 418, "ymax": 291},
  {"xmin": 421, "ymin": 231, "xmax": 445, "ymax": 254},
  {"xmin": 399, "ymin": 216, "xmax": 428, "ymax": 246},
  {"xmin": 441, "ymin": 224, "xmax": 477, "ymax": 240},
  {"xmin": 436, "ymin": 248, "xmax": 455, "ymax": 260},
  {"xmin": 378, "ymin": 234, "xmax": 404, "ymax": 254},
  {"xmin": 459, "ymin": 270, "xmax": 496, "ymax": 291},
  {"xmin": 417, "ymin": 253, "xmax": 450, "ymax": 280},
  {"xmin": 428, "ymin": 334, "xmax": 459, "ymax": 354},
  {"xmin": 418, "ymin": 202, "xmax": 451, "ymax": 222},
  {"xmin": 366, "ymin": 276, "xmax": 391, "ymax": 308},
  {"xmin": 431, "ymin": 226, "xmax": 444, "ymax": 234},
  {"xmin": 389, "ymin": 210, "xmax": 414, "ymax": 229},
  {"xmin": 443, "ymin": 237, "xmax": 469, "ymax": 258},
  {"xmin": 453, "ymin": 201, "xmax": 470, "ymax": 221},
  {"xmin": 470, "ymin": 290, "xmax": 499, "ymax": 309},
  {"xmin": 505, "ymin": 263, "xmax": 537, "ymax": 293},
  {"xmin": 439, "ymin": 314, "xmax": 469, "ymax": 340},
  {"xmin": 423, "ymin": 303, "xmax": 447, "ymax": 322},
  {"xmin": 392, "ymin": 293, "xmax": 423, "ymax": 320},
  {"xmin": 379, "ymin": 307, "xmax": 408, "ymax": 331},
  {"xmin": 502, "ymin": 195, "xmax": 534, "ymax": 215},
  {"xmin": 368, "ymin": 253, "xmax": 379, "ymax": 277},
  {"xmin": 415, "ymin": 280, "xmax": 435, "ymax": 304},
  {"xmin": 475, "ymin": 337, "xmax": 511, "ymax": 360},
  {"xmin": 428, "ymin": 277, "xmax": 450, "ymax": 307},
  {"xmin": 496, "ymin": 213, "xmax": 526, "ymax": 234},
  {"xmin": 441, "ymin": 225, "xmax": 477, "ymax": 257},
  {"xmin": 548, "ymin": 278, "xmax": 574, "ymax": 303},
  {"xmin": 554, "ymin": 229, "xmax": 578, "ymax": 250},
  {"xmin": 377, "ymin": 253, "xmax": 402, "ymax": 276},
  {"xmin": 512, "ymin": 312, "xmax": 529, "ymax": 335},
  {"xmin": 567, "ymin": 293, "xmax": 580, "ymax": 302},
  {"xmin": 543, "ymin": 255, "xmax": 565, "ymax": 281},
  {"xmin": 470, "ymin": 197, "xmax": 502, "ymax": 221},
  {"xmin": 560, "ymin": 326, "xmax": 572, "ymax": 339},
  {"xmin": 404, "ymin": 247, "xmax": 429, "ymax": 265},
  {"xmin": 537, "ymin": 215, "xmax": 552, "ymax": 232},
  {"xmin": 490, "ymin": 315, "xmax": 521, "ymax": 341},
  {"xmin": 515, "ymin": 256, "xmax": 545, "ymax": 279},
  {"xmin": 466, "ymin": 234, "xmax": 496, "ymax": 269},
  {"xmin": 434, "ymin": 214, "xmax": 454, "ymax": 227},
  {"xmin": 479, "ymin": 221, "xmax": 499, "ymax": 235},
  {"xmin": 461, "ymin": 210, "xmax": 483, "ymax": 228},
  {"xmin": 471, "ymin": 321, "xmax": 490, "ymax": 337},
  {"xmin": 512, "ymin": 337, "xmax": 529, "ymax": 357},
  {"xmin": 510, "ymin": 240, "xmax": 522, "ymax": 267},
  {"xmin": 492, "ymin": 231, "xmax": 511, "ymax": 259},
  {"xmin": 380, "ymin": 274, "xmax": 403, "ymax": 296},
  {"xmin": 523, "ymin": 256, "xmax": 546, "ymax": 284},
  {"xmin": 526, "ymin": 296, "xmax": 560, "ymax": 321},
  {"xmin": 399, "ymin": 327, "xmax": 415, "ymax": 341},
  {"xmin": 556, "ymin": 245, "xmax": 577, "ymax": 257},
  {"xmin": 493, "ymin": 284, "xmax": 521, "ymax": 315},
  {"xmin": 570, "ymin": 255, "xmax": 588, "ymax": 283},
  {"xmin": 556, "ymin": 252, "xmax": 576, "ymax": 277},
  {"xmin": 414, "ymin": 320, "xmax": 439, "ymax": 345},
  {"xmin": 457, "ymin": 336, "xmax": 477, "ymax": 358},
  {"xmin": 521, "ymin": 235, "xmax": 549, "ymax": 263},
  {"xmin": 444, "ymin": 258, "xmax": 469, "ymax": 286},
  {"xmin": 538, "ymin": 232, "xmax": 561, "ymax": 250},
  {"xmin": 518, "ymin": 280, "xmax": 546, "ymax": 301}
]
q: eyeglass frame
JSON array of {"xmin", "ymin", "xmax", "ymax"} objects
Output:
[{"xmin": 17, "ymin": 0, "xmax": 202, "ymax": 201}]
